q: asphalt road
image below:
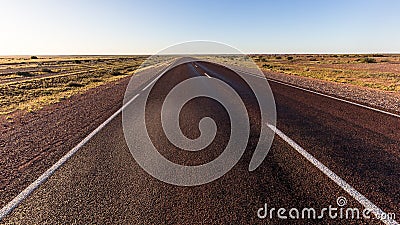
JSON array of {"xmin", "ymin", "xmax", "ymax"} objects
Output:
[{"xmin": 1, "ymin": 59, "xmax": 399, "ymax": 224}]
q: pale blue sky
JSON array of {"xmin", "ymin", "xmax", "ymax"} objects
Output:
[{"xmin": 0, "ymin": 0, "xmax": 399, "ymax": 55}]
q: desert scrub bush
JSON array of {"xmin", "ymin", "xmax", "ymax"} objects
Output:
[
  {"xmin": 287, "ymin": 56, "xmax": 294, "ymax": 60},
  {"xmin": 30, "ymin": 56, "xmax": 38, "ymax": 59},
  {"xmin": 275, "ymin": 56, "xmax": 282, "ymax": 59},
  {"xmin": 277, "ymin": 67, "xmax": 291, "ymax": 71},
  {"xmin": 262, "ymin": 64, "xmax": 274, "ymax": 69},
  {"xmin": 16, "ymin": 71, "xmax": 34, "ymax": 77},
  {"xmin": 74, "ymin": 60, "xmax": 82, "ymax": 64},
  {"xmin": 67, "ymin": 81, "xmax": 85, "ymax": 87},
  {"xmin": 109, "ymin": 68, "xmax": 122, "ymax": 76},
  {"xmin": 41, "ymin": 68, "xmax": 53, "ymax": 73},
  {"xmin": 359, "ymin": 57, "xmax": 377, "ymax": 63},
  {"xmin": 90, "ymin": 78, "xmax": 103, "ymax": 82}
]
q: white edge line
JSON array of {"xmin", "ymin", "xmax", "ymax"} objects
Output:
[
  {"xmin": 235, "ymin": 68, "xmax": 400, "ymax": 119},
  {"xmin": 0, "ymin": 59, "xmax": 177, "ymax": 221},
  {"xmin": 142, "ymin": 63, "xmax": 172, "ymax": 91},
  {"xmin": 142, "ymin": 77, "xmax": 158, "ymax": 91},
  {"xmin": 0, "ymin": 93, "xmax": 138, "ymax": 220},
  {"xmin": 268, "ymin": 124, "xmax": 398, "ymax": 225},
  {"xmin": 204, "ymin": 72, "xmax": 211, "ymax": 78},
  {"xmin": 269, "ymin": 78, "xmax": 400, "ymax": 119}
]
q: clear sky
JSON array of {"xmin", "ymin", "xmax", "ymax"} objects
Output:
[{"xmin": 1, "ymin": 0, "xmax": 399, "ymax": 55}]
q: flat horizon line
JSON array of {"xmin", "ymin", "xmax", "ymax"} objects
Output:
[{"xmin": 1, "ymin": 53, "xmax": 400, "ymax": 57}]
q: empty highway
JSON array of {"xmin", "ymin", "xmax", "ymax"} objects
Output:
[{"xmin": 1, "ymin": 59, "xmax": 399, "ymax": 224}]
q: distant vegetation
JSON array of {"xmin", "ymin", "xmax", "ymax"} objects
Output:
[
  {"xmin": 16, "ymin": 71, "xmax": 34, "ymax": 77},
  {"xmin": 0, "ymin": 56, "xmax": 147, "ymax": 114},
  {"xmin": 41, "ymin": 68, "xmax": 53, "ymax": 73},
  {"xmin": 109, "ymin": 68, "xmax": 122, "ymax": 76},
  {"xmin": 358, "ymin": 57, "xmax": 377, "ymax": 63},
  {"xmin": 67, "ymin": 81, "xmax": 85, "ymax": 87},
  {"xmin": 252, "ymin": 54, "xmax": 400, "ymax": 92}
]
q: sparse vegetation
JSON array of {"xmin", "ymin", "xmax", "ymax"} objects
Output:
[
  {"xmin": 30, "ymin": 56, "xmax": 38, "ymax": 59},
  {"xmin": 41, "ymin": 68, "xmax": 53, "ymax": 73},
  {"xmin": 252, "ymin": 54, "xmax": 400, "ymax": 92},
  {"xmin": 359, "ymin": 57, "xmax": 377, "ymax": 63},
  {"xmin": 0, "ymin": 55, "xmax": 147, "ymax": 114},
  {"xmin": 109, "ymin": 68, "xmax": 122, "ymax": 76},
  {"xmin": 67, "ymin": 81, "xmax": 85, "ymax": 87},
  {"xmin": 16, "ymin": 71, "xmax": 34, "ymax": 77}
]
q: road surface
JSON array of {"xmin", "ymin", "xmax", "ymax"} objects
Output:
[{"xmin": 1, "ymin": 59, "xmax": 399, "ymax": 224}]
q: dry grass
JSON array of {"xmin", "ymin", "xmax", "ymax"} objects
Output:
[
  {"xmin": 0, "ymin": 56, "xmax": 147, "ymax": 115},
  {"xmin": 252, "ymin": 54, "xmax": 400, "ymax": 92}
]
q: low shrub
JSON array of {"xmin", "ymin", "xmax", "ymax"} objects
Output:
[
  {"xmin": 16, "ymin": 71, "xmax": 34, "ymax": 77},
  {"xmin": 262, "ymin": 64, "xmax": 274, "ymax": 69},
  {"xmin": 67, "ymin": 81, "xmax": 85, "ymax": 87},
  {"xmin": 109, "ymin": 69, "xmax": 122, "ymax": 76},
  {"xmin": 41, "ymin": 68, "xmax": 53, "ymax": 73},
  {"xmin": 359, "ymin": 57, "xmax": 377, "ymax": 63}
]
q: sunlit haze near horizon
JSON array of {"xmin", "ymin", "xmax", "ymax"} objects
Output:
[{"xmin": 1, "ymin": 0, "xmax": 399, "ymax": 55}]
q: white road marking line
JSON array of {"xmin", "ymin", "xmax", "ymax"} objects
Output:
[
  {"xmin": 234, "ymin": 68, "xmax": 400, "ymax": 118},
  {"xmin": 0, "ymin": 93, "xmax": 139, "ymax": 220},
  {"xmin": 268, "ymin": 124, "xmax": 398, "ymax": 225},
  {"xmin": 142, "ymin": 77, "xmax": 159, "ymax": 91},
  {"xmin": 204, "ymin": 72, "xmax": 211, "ymax": 78},
  {"xmin": 268, "ymin": 78, "xmax": 400, "ymax": 119},
  {"xmin": 0, "ymin": 59, "xmax": 177, "ymax": 221}
]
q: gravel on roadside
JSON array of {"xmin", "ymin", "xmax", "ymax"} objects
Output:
[{"xmin": 264, "ymin": 71, "xmax": 400, "ymax": 115}]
